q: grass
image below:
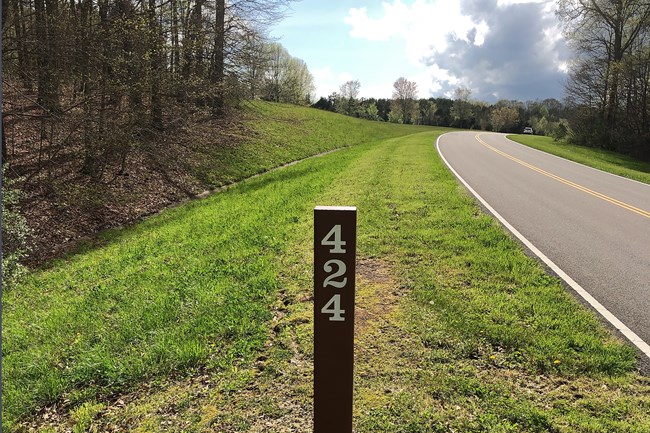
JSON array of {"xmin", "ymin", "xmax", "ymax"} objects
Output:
[
  {"xmin": 2, "ymin": 106, "xmax": 431, "ymax": 430},
  {"xmin": 508, "ymin": 134, "xmax": 650, "ymax": 185},
  {"xmin": 2, "ymin": 139, "xmax": 364, "ymax": 430},
  {"xmin": 193, "ymin": 101, "xmax": 433, "ymax": 186},
  {"xmin": 4, "ymin": 114, "xmax": 650, "ymax": 432}
]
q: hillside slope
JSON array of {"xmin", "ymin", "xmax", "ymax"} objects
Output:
[{"xmin": 12, "ymin": 102, "xmax": 430, "ymax": 265}]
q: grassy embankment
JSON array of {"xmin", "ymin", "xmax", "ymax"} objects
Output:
[
  {"xmin": 508, "ymin": 134, "xmax": 650, "ymax": 185},
  {"xmin": 4, "ymin": 106, "xmax": 650, "ymax": 432},
  {"xmin": 194, "ymin": 101, "xmax": 434, "ymax": 186},
  {"xmin": 2, "ymin": 103, "xmax": 432, "ymax": 431}
]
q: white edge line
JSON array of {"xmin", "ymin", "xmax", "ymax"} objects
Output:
[{"xmin": 436, "ymin": 133, "xmax": 650, "ymax": 359}]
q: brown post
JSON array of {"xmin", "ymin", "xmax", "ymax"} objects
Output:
[{"xmin": 313, "ymin": 206, "xmax": 356, "ymax": 433}]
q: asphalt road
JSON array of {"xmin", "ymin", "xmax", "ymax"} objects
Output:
[{"xmin": 437, "ymin": 131, "xmax": 650, "ymax": 358}]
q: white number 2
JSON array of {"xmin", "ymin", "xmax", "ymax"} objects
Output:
[
  {"xmin": 323, "ymin": 259, "xmax": 347, "ymax": 288},
  {"xmin": 321, "ymin": 225, "xmax": 346, "ymax": 253},
  {"xmin": 321, "ymin": 294, "xmax": 345, "ymax": 321}
]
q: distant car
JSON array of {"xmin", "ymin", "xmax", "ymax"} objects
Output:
[{"xmin": 523, "ymin": 127, "xmax": 534, "ymax": 134}]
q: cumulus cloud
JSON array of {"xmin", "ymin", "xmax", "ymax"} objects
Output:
[
  {"xmin": 344, "ymin": 0, "xmax": 568, "ymax": 101},
  {"xmin": 345, "ymin": 0, "xmax": 488, "ymax": 64}
]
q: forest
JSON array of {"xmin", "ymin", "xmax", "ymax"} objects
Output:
[
  {"xmin": 1, "ymin": 0, "xmax": 314, "ymax": 280},
  {"xmin": 558, "ymin": 0, "xmax": 650, "ymax": 160}
]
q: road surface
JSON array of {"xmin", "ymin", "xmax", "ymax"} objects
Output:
[{"xmin": 437, "ymin": 131, "xmax": 650, "ymax": 358}]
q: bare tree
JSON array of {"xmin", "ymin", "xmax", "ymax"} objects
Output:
[
  {"xmin": 451, "ymin": 86, "xmax": 473, "ymax": 128},
  {"xmin": 392, "ymin": 77, "xmax": 418, "ymax": 124},
  {"xmin": 339, "ymin": 80, "xmax": 361, "ymax": 100},
  {"xmin": 337, "ymin": 80, "xmax": 361, "ymax": 116}
]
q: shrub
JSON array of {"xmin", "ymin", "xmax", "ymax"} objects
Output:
[{"xmin": 2, "ymin": 165, "xmax": 33, "ymax": 290}]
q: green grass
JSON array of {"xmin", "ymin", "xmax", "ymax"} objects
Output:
[
  {"xmin": 193, "ymin": 101, "xmax": 434, "ymax": 186},
  {"xmin": 213, "ymin": 131, "xmax": 648, "ymax": 432},
  {"xmin": 508, "ymin": 134, "xmax": 650, "ymax": 185},
  {"xmin": 333, "ymin": 133, "xmax": 648, "ymax": 431},
  {"xmin": 1, "ymin": 138, "xmax": 366, "ymax": 430},
  {"xmin": 4, "ymin": 113, "xmax": 649, "ymax": 432},
  {"xmin": 2, "ymin": 106, "xmax": 432, "ymax": 430}
]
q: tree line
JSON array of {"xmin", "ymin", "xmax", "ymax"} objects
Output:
[{"xmin": 313, "ymin": 78, "xmax": 570, "ymax": 139}]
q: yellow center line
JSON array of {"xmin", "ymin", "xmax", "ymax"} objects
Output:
[{"xmin": 475, "ymin": 134, "xmax": 650, "ymax": 219}]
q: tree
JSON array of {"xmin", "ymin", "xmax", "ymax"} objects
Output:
[
  {"xmin": 339, "ymin": 80, "xmax": 361, "ymax": 100},
  {"xmin": 262, "ymin": 43, "xmax": 314, "ymax": 105},
  {"xmin": 364, "ymin": 102, "xmax": 381, "ymax": 121},
  {"xmin": 237, "ymin": 28, "xmax": 272, "ymax": 99},
  {"xmin": 312, "ymin": 93, "xmax": 340, "ymax": 112},
  {"xmin": 490, "ymin": 106, "xmax": 520, "ymax": 132},
  {"xmin": 558, "ymin": 0, "xmax": 650, "ymax": 157},
  {"xmin": 451, "ymin": 86, "xmax": 474, "ymax": 128},
  {"xmin": 391, "ymin": 77, "xmax": 418, "ymax": 124},
  {"xmin": 281, "ymin": 54, "xmax": 314, "ymax": 105},
  {"xmin": 337, "ymin": 80, "xmax": 361, "ymax": 116},
  {"xmin": 559, "ymin": 0, "xmax": 650, "ymax": 125},
  {"xmin": 419, "ymin": 100, "xmax": 438, "ymax": 125}
]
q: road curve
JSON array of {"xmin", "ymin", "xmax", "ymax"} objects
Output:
[{"xmin": 437, "ymin": 131, "xmax": 650, "ymax": 358}]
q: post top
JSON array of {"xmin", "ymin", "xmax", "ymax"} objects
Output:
[{"xmin": 314, "ymin": 206, "xmax": 357, "ymax": 211}]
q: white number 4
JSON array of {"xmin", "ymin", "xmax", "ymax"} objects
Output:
[
  {"xmin": 321, "ymin": 294, "xmax": 345, "ymax": 321},
  {"xmin": 321, "ymin": 225, "xmax": 346, "ymax": 253}
]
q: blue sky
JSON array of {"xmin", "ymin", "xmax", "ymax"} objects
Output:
[{"xmin": 270, "ymin": 0, "xmax": 570, "ymax": 102}]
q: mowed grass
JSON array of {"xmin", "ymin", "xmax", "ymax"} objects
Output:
[
  {"xmin": 2, "ymin": 103, "xmax": 430, "ymax": 430},
  {"xmin": 4, "ymin": 123, "xmax": 650, "ymax": 431},
  {"xmin": 2, "ymin": 143, "xmax": 365, "ymax": 430},
  {"xmin": 194, "ymin": 101, "xmax": 433, "ymax": 186},
  {"xmin": 332, "ymin": 133, "xmax": 638, "ymax": 375},
  {"xmin": 508, "ymin": 134, "xmax": 650, "ymax": 185}
]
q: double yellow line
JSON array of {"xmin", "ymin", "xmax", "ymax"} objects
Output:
[{"xmin": 474, "ymin": 134, "xmax": 650, "ymax": 219}]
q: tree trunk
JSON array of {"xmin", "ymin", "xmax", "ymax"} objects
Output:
[
  {"xmin": 18, "ymin": 0, "xmax": 32, "ymax": 90},
  {"xmin": 606, "ymin": 29, "xmax": 623, "ymax": 128},
  {"xmin": 171, "ymin": 0, "xmax": 179, "ymax": 74},
  {"xmin": 80, "ymin": 0, "xmax": 92, "ymax": 150},
  {"xmin": 210, "ymin": 0, "xmax": 225, "ymax": 114},
  {"xmin": 81, "ymin": 0, "xmax": 108, "ymax": 178},
  {"xmin": 1, "ymin": 118, "xmax": 6, "ymax": 164},
  {"xmin": 149, "ymin": 0, "xmax": 162, "ymax": 129},
  {"xmin": 34, "ymin": 0, "xmax": 51, "ymax": 109}
]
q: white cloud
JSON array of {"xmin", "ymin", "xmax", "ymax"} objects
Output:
[
  {"xmin": 412, "ymin": 64, "xmax": 462, "ymax": 97},
  {"xmin": 360, "ymin": 83, "xmax": 393, "ymax": 99},
  {"xmin": 338, "ymin": 71, "xmax": 354, "ymax": 83},
  {"xmin": 344, "ymin": 0, "xmax": 489, "ymax": 64},
  {"xmin": 343, "ymin": 0, "xmax": 568, "ymax": 101},
  {"xmin": 312, "ymin": 66, "xmax": 336, "ymax": 98}
]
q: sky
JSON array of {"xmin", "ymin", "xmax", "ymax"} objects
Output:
[{"xmin": 269, "ymin": 0, "xmax": 570, "ymax": 103}]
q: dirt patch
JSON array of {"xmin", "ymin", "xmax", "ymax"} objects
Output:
[
  {"xmin": 355, "ymin": 258, "xmax": 405, "ymax": 336},
  {"xmin": 208, "ymin": 257, "xmax": 405, "ymax": 432}
]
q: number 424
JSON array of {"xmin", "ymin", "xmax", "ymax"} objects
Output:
[{"xmin": 320, "ymin": 225, "xmax": 348, "ymax": 322}]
